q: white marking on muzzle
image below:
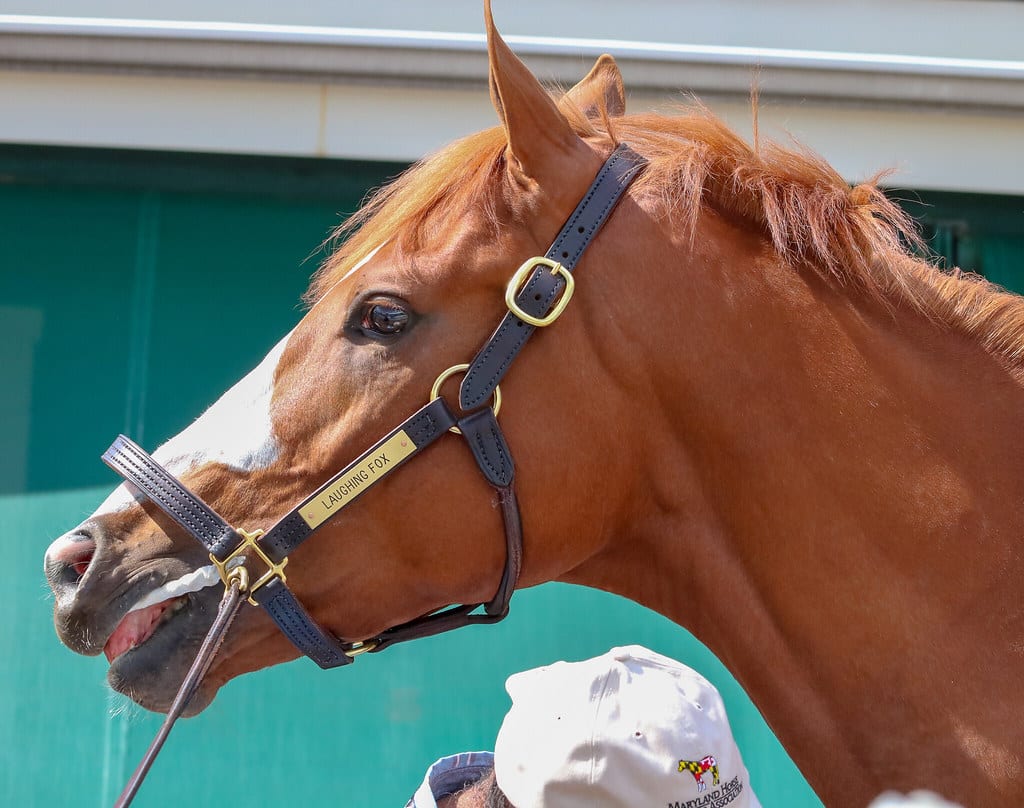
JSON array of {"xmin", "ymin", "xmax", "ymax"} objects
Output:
[{"xmin": 93, "ymin": 330, "xmax": 292, "ymax": 517}]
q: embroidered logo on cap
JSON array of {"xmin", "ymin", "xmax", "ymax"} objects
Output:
[{"xmin": 678, "ymin": 755, "xmax": 720, "ymax": 793}]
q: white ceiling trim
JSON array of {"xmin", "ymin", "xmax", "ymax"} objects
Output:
[{"xmin": 3, "ymin": 15, "xmax": 1024, "ymax": 111}]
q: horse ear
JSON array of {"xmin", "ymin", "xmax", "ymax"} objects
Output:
[
  {"xmin": 485, "ymin": 0, "xmax": 582, "ymax": 180},
  {"xmin": 563, "ymin": 55, "xmax": 626, "ymax": 119}
]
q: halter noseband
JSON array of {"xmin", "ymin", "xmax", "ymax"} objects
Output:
[{"xmin": 101, "ymin": 143, "xmax": 646, "ymax": 668}]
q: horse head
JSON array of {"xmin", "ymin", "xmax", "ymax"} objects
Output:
[{"xmin": 44, "ymin": 4, "xmax": 646, "ymax": 716}]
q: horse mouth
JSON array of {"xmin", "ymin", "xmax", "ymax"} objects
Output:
[
  {"xmin": 103, "ymin": 595, "xmax": 189, "ymax": 662},
  {"xmin": 102, "ymin": 561, "xmax": 230, "ymax": 663},
  {"xmin": 98, "ymin": 561, "xmax": 244, "ymax": 713}
]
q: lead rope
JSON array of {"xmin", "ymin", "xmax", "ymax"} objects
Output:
[{"xmin": 114, "ymin": 576, "xmax": 247, "ymax": 808}]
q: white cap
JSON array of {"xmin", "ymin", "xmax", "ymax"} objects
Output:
[{"xmin": 494, "ymin": 645, "xmax": 760, "ymax": 808}]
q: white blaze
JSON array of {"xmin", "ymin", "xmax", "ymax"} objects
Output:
[
  {"xmin": 90, "ymin": 242, "xmax": 383, "ymax": 519},
  {"xmin": 93, "ymin": 330, "xmax": 292, "ymax": 517}
]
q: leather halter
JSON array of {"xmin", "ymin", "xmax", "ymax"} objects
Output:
[{"xmin": 101, "ymin": 143, "xmax": 646, "ymax": 668}]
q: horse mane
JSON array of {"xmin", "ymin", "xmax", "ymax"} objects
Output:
[{"xmin": 309, "ymin": 96, "xmax": 1024, "ymax": 369}]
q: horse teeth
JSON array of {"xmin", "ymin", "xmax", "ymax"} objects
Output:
[{"xmin": 126, "ymin": 557, "xmax": 246, "ymax": 614}]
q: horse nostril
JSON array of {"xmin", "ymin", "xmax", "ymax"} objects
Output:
[
  {"xmin": 45, "ymin": 531, "xmax": 97, "ymax": 584},
  {"xmin": 71, "ymin": 553, "xmax": 93, "ymax": 578}
]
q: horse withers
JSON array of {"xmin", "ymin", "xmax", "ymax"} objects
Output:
[{"xmin": 43, "ymin": 3, "xmax": 1024, "ymax": 806}]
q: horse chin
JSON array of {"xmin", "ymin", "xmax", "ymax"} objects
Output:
[{"xmin": 105, "ymin": 587, "xmax": 222, "ymax": 715}]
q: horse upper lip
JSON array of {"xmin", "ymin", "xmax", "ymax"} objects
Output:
[{"xmin": 54, "ymin": 559, "xmax": 239, "ymax": 657}]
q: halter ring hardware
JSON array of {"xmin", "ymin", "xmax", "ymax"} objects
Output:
[
  {"xmin": 210, "ymin": 528, "xmax": 288, "ymax": 607},
  {"xmin": 430, "ymin": 363, "xmax": 502, "ymax": 435},
  {"xmin": 343, "ymin": 640, "xmax": 379, "ymax": 658},
  {"xmin": 505, "ymin": 257, "xmax": 575, "ymax": 328},
  {"xmin": 226, "ymin": 565, "xmax": 249, "ymax": 594}
]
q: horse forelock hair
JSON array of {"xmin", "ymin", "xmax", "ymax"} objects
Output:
[
  {"xmin": 309, "ymin": 95, "xmax": 1024, "ymax": 369},
  {"xmin": 307, "ymin": 126, "xmax": 508, "ymax": 305}
]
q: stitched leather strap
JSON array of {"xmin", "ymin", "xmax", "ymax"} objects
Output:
[
  {"xmin": 251, "ymin": 578, "xmax": 352, "ymax": 668},
  {"xmin": 369, "ymin": 486, "xmax": 522, "ymax": 653},
  {"xmin": 103, "ymin": 138, "xmax": 646, "ymax": 807},
  {"xmin": 459, "ymin": 144, "xmax": 646, "ymax": 411},
  {"xmin": 103, "ymin": 434, "xmax": 357, "ymax": 668},
  {"xmin": 458, "ymin": 408, "xmax": 514, "ymax": 488},
  {"xmin": 102, "ymin": 435, "xmax": 241, "ymax": 557}
]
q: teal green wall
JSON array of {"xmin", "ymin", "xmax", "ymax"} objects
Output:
[
  {"xmin": 4, "ymin": 145, "xmax": 1021, "ymax": 807},
  {"xmin": 899, "ymin": 190, "xmax": 1024, "ymax": 290}
]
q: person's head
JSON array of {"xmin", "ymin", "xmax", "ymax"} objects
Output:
[
  {"xmin": 436, "ymin": 771, "xmax": 510, "ymax": 808},
  {"xmin": 490, "ymin": 645, "xmax": 759, "ymax": 807}
]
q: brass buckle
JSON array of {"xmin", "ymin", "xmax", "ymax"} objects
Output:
[
  {"xmin": 504, "ymin": 257, "xmax": 575, "ymax": 328},
  {"xmin": 210, "ymin": 527, "xmax": 288, "ymax": 607},
  {"xmin": 430, "ymin": 363, "xmax": 502, "ymax": 435},
  {"xmin": 344, "ymin": 640, "xmax": 379, "ymax": 658}
]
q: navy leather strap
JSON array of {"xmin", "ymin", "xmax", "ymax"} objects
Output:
[
  {"xmin": 458, "ymin": 408, "xmax": 514, "ymax": 488},
  {"xmin": 459, "ymin": 143, "xmax": 646, "ymax": 411},
  {"xmin": 102, "ymin": 435, "xmax": 242, "ymax": 558},
  {"xmin": 252, "ymin": 579, "xmax": 352, "ymax": 668},
  {"xmin": 103, "ymin": 435, "xmax": 356, "ymax": 667}
]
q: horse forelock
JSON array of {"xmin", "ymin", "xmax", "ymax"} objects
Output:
[
  {"xmin": 305, "ymin": 87, "xmax": 615, "ymax": 305},
  {"xmin": 309, "ymin": 95, "xmax": 1024, "ymax": 370},
  {"xmin": 305, "ymin": 127, "xmax": 509, "ymax": 306}
]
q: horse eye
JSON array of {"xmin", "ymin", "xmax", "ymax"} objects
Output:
[{"xmin": 360, "ymin": 301, "xmax": 410, "ymax": 337}]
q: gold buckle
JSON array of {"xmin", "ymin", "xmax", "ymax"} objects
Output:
[
  {"xmin": 210, "ymin": 527, "xmax": 288, "ymax": 607},
  {"xmin": 504, "ymin": 257, "xmax": 575, "ymax": 328},
  {"xmin": 344, "ymin": 640, "xmax": 379, "ymax": 658},
  {"xmin": 429, "ymin": 363, "xmax": 502, "ymax": 435}
]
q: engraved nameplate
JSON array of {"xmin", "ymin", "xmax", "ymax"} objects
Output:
[{"xmin": 299, "ymin": 430, "xmax": 416, "ymax": 529}]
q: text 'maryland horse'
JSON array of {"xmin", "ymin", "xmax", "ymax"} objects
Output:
[{"xmin": 44, "ymin": 3, "xmax": 1022, "ymax": 805}]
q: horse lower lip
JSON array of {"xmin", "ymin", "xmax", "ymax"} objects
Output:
[{"xmin": 103, "ymin": 596, "xmax": 184, "ymax": 662}]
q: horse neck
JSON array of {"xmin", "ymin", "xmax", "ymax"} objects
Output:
[{"xmin": 563, "ymin": 207, "xmax": 1024, "ymax": 806}]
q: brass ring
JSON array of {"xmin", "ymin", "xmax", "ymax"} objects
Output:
[
  {"xmin": 429, "ymin": 363, "xmax": 502, "ymax": 435},
  {"xmin": 226, "ymin": 565, "xmax": 250, "ymax": 594}
]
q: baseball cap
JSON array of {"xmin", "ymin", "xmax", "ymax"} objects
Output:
[{"xmin": 494, "ymin": 645, "xmax": 760, "ymax": 808}]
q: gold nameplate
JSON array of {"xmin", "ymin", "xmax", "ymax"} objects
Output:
[{"xmin": 298, "ymin": 430, "xmax": 416, "ymax": 530}]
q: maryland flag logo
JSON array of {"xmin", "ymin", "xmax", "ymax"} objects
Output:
[{"xmin": 678, "ymin": 755, "xmax": 720, "ymax": 793}]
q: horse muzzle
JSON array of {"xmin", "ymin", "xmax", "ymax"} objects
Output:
[{"xmin": 44, "ymin": 519, "xmax": 221, "ymax": 689}]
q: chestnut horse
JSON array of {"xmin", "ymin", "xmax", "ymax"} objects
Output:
[{"xmin": 44, "ymin": 5, "xmax": 1023, "ymax": 806}]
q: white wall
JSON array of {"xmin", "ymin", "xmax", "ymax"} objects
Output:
[
  {"xmin": 5, "ymin": 0, "xmax": 1022, "ymax": 61},
  {"xmin": 2, "ymin": 1, "xmax": 1023, "ymax": 194}
]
